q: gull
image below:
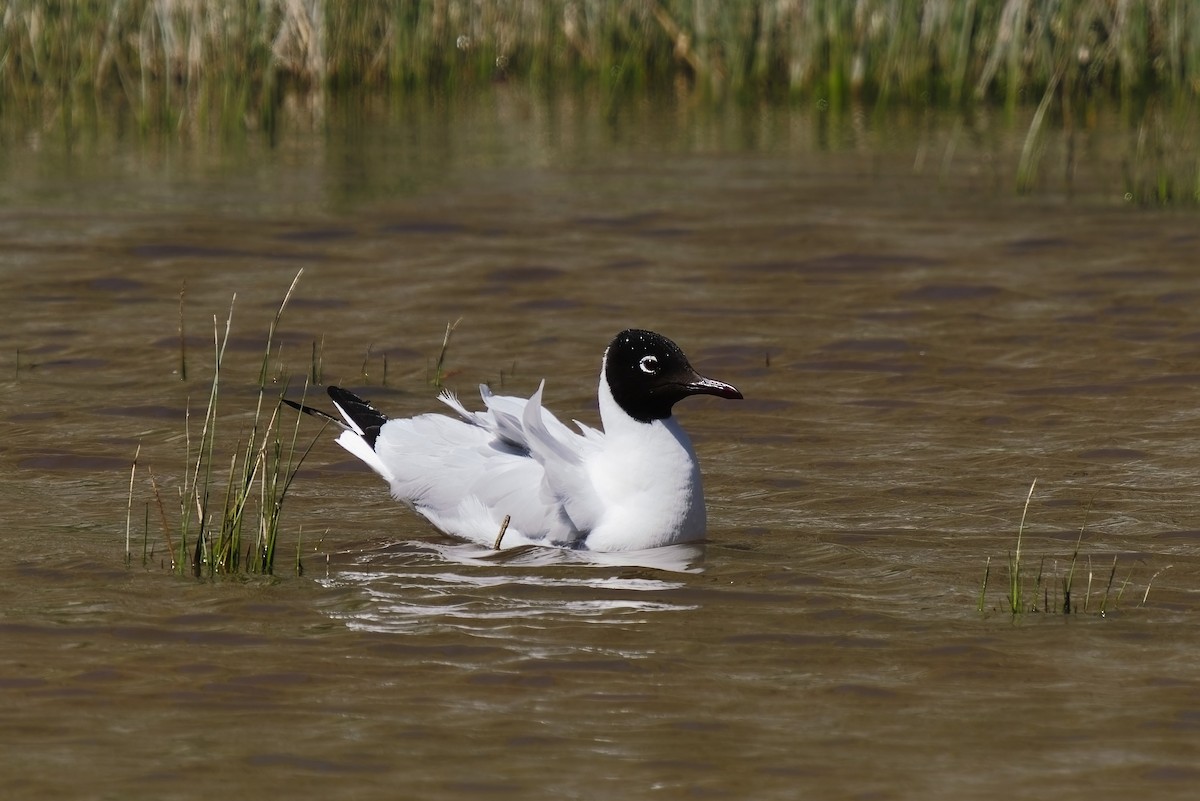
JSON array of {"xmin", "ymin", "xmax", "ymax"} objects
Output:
[{"xmin": 286, "ymin": 329, "xmax": 742, "ymax": 552}]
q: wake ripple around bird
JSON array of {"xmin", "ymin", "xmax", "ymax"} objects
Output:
[{"xmin": 318, "ymin": 540, "xmax": 704, "ymax": 635}]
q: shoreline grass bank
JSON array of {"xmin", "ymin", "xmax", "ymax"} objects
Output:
[
  {"xmin": 4, "ymin": 1, "xmax": 1199, "ymax": 117},
  {"xmin": 3, "ymin": 2, "xmax": 1199, "ymax": 204}
]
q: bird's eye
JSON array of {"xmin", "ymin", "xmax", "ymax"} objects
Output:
[{"xmin": 639, "ymin": 355, "xmax": 659, "ymax": 374}]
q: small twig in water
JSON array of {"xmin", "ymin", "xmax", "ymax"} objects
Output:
[
  {"xmin": 1035, "ymin": 555, "xmax": 1047, "ymax": 613},
  {"xmin": 1099, "ymin": 555, "xmax": 1119, "ymax": 616},
  {"xmin": 125, "ymin": 442, "xmax": 142, "ymax": 566},
  {"xmin": 148, "ymin": 468, "xmax": 176, "ymax": 571},
  {"xmin": 310, "ymin": 336, "xmax": 324, "ymax": 384},
  {"xmin": 1085, "ymin": 555, "xmax": 1094, "ymax": 614},
  {"xmin": 295, "ymin": 525, "xmax": 304, "ymax": 576},
  {"xmin": 1142, "ymin": 566, "xmax": 1172, "ymax": 606},
  {"xmin": 142, "ymin": 503, "xmax": 150, "ymax": 565},
  {"xmin": 977, "ymin": 556, "xmax": 991, "ymax": 613},
  {"xmin": 360, "ymin": 343, "xmax": 373, "ymax": 381},
  {"xmin": 493, "ymin": 515, "xmax": 511, "ymax": 550},
  {"xmin": 178, "ymin": 282, "xmax": 187, "ymax": 381},
  {"xmin": 1063, "ymin": 506, "xmax": 1089, "ymax": 614},
  {"xmin": 431, "ymin": 317, "xmax": 463, "ymax": 389}
]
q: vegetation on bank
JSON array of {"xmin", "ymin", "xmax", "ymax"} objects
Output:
[
  {"xmin": 3, "ymin": 0, "xmax": 1199, "ymax": 116},
  {"xmin": 2, "ymin": 2, "xmax": 1198, "ymax": 202}
]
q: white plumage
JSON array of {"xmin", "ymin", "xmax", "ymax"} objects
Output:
[{"xmin": 290, "ymin": 329, "xmax": 742, "ymax": 552}]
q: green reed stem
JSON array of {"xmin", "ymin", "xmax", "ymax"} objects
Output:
[{"xmin": 1008, "ymin": 478, "xmax": 1037, "ymax": 615}]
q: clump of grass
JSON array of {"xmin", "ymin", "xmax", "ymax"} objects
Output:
[
  {"xmin": 978, "ymin": 480, "xmax": 1168, "ymax": 617},
  {"xmin": 132, "ymin": 269, "xmax": 323, "ymax": 578}
]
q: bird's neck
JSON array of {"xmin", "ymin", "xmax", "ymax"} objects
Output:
[{"xmin": 597, "ymin": 376, "xmax": 697, "ymax": 462}]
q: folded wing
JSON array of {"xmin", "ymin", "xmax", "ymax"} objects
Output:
[{"xmin": 365, "ymin": 384, "xmax": 605, "ymax": 547}]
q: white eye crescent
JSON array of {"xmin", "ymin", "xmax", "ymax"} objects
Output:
[{"xmin": 639, "ymin": 355, "xmax": 659, "ymax": 374}]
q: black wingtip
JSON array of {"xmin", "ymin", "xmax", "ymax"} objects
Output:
[
  {"xmin": 327, "ymin": 386, "xmax": 387, "ymax": 448},
  {"xmin": 282, "ymin": 397, "xmax": 343, "ymax": 426}
]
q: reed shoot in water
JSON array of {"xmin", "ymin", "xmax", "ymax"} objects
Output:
[
  {"xmin": 1006, "ymin": 479, "xmax": 1038, "ymax": 615},
  {"xmin": 982, "ymin": 481, "xmax": 1161, "ymax": 616},
  {"xmin": 430, "ymin": 317, "xmax": 463, "ymax": 389},
  {"xmin": 125, "ymin": 442, "xmax": 141, "ymax": 567}
]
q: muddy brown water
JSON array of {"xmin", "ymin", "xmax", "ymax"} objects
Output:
[{"xmin": 3, "ymin": 95, "xmax": 1200, "ymax": 799}]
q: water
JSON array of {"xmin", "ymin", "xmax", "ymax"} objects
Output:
[{"xmin": 3, "ymin": 93, "xmax": 1199, "ymax": 800}]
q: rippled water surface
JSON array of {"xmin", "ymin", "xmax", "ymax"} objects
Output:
[{"xmin": 3, "ymin": 96, "xmax": 1200, "ymax": 799}]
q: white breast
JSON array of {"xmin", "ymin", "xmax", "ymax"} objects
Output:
[{"xmin": 581, "ymin": 380, "xmax": 707, "ymax": 551}]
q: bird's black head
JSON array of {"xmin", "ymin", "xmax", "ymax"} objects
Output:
[{"xmin": 603, "ymin": 329, "xmax": 743, "ymax": 423}]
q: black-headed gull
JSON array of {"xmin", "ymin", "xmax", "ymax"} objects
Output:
[{"xmin": 286, "ymin": 329, "xmax": 742, "ymax": 551}]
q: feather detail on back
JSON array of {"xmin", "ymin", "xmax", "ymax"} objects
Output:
[
  {"xmin": 352, "ymin": 384, "xmax": 603, "ymax": 548},
  {"xmin": 519, "ymin": 382, "xmax": 604, "ymax": 533}
]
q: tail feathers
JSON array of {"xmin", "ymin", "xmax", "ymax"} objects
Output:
[
  {"xmin": 281, "ymin": 398, "xmax": 345, "ymax": 427},
  {"xmin": 327, "ymin": 386, "xmax": 387, "ymax": 448},
  {"xmin": 334, "ymin": 428, "xmax": 395, "ymax": 483},
  {"xmin": 283, "ymin": 386, "xmax": 394, "ymax": 482},
  {"xmin": 282, "ymin": 387, "xmax": 388, "ymax": 448}
]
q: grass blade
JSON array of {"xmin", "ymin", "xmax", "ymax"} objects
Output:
[
  {"xmin": 125, "ymin": 442, "xmax": 141, "ymax": 567},
  {"xmin": 1008, "ymin": 478, "xmax": 1037, "ymax": 615}
]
